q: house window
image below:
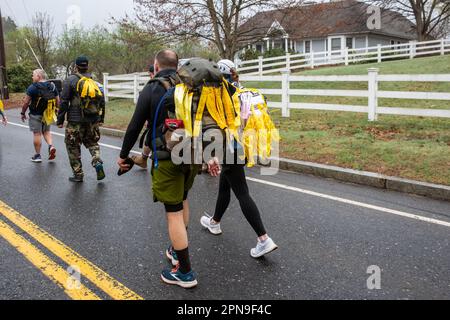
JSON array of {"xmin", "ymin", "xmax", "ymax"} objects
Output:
[
  {"xmin": 346, "ymin": 37, "xmax": 353, "ymax": 49},
  {"xmin": 256, "ymin": 44, "xmax": 262, "ymax": 53},
  {"xmin": 305, "ymin": 40, "xmax": 311, "ymax": 53},
  {"xmin": 390, "ymin": 40, "xmax": 395, "ymax": 46},
  {"xmin": 331, "ymin": 38, "xmax": 341, "ymax": 51}
]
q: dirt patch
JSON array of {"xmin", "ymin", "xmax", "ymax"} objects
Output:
[{"xmin": 365, "ymin": 127, "xmax": 402, "ymax": 141}]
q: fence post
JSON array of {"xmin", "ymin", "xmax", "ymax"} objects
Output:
[
  {"xmin": 103, "ymin": 73, "xmax": 109, "ymax": 103},
  {"xmin": 258, "ymin": 56, "xmax": 263, "ymax": 77},
  {"xmin": 409, "ymin": 41, "xmax": 416, "ymax": 59},
  {"xmin": 377, "ymin": 44, "xmax": 382, "ymax": 63},
  {"xmin": 133, "ymin": 73, "xmax": 139, "ymax": 104},
  {"xmin": 345, "ymin": 47, "xmax": 349, "ymax": 66},
  {"xmin": 286, "ymin": 52, "xmax": 291, "ymax": 71},
  {"xmin": 281, "ymin": 69, "xmax": 290, "ymax": 118},
  {"xmin": 368, "ymin": 68, "xmax": 379, "ymax": 122},
  {"xmin": 310, "ymin": 50, "xmax": 315, "ymax": 69},
  {"xmin": 441, "ymin": 39, "xmax": 445, "ymax": 55}
]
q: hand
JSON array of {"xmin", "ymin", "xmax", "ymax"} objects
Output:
[
  {"xmin": 207, "ymin": 157, "xmax": 221, "ymax": 177},
  {"xmin": 98, "ymin": 122, "xmax": 104, "ymax": 127},
  {"xmin": 21, "ymin": 114, "xmax": 27, "ymax": 122},
  {"xmin": 117, "ymin": 157, "xmax": 131, "ymax": 172}
]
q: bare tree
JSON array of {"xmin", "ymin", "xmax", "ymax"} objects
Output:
[
  {"xmin": 29, "ymin": 12, "xmax": 54, "ymax": 71},
  {"xmin": 368, "ymin": 0, "xmax": 450, "ymax": 40},
  {"xmin": 121, "ymin": 0, "xmax": 303, "ymax": 59}
]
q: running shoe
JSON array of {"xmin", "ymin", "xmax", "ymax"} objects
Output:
[{"xmin": 250, "ymin": 237, "xmax": 279, "ymax": 259}]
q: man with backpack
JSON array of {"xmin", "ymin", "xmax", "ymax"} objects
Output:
[
  {"xmin": 21, "ymin": 69, "xmax": 59, "ymax": 163},
  {"xmin": 118, "ymin": 50, "xmax": 199, "ymax": 289},
  {"xmin": 57, "ymin": 56, "xmax": 106, "ymax": 183}
]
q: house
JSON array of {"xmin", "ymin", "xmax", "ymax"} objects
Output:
[{"xmin": 238, "ymin": 0, "xmax": 417, "ymax": 58}]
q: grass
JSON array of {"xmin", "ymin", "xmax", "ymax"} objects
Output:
[{"xmin": 104, "ymin": 55, "xmax": 450, "ymax": 185}]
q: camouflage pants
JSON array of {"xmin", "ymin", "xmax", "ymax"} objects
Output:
[{"xmin": 65, "ymin": 122, "xmax": 102, "ymax": 178}]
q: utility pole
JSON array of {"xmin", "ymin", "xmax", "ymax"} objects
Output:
[{"xmin": 0, "ymin": 8, "xmax": 9, "ymax": 100}]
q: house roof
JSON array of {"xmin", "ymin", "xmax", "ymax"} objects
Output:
[{"xmin": 239, "ymin": 0, "xmax": 417, "ymax": 43}]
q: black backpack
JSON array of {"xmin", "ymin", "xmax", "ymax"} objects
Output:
[{"xmin": 30, "ymin": 82, "xmax": 58, "ymax": 115}]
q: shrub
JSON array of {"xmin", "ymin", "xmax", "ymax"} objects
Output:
[{"xmin": 6, "ymin": 63, "xmax": 34, "ymax": 93}]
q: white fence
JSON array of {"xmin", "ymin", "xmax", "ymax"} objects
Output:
[
  {"xmin": 103, "ymin": 69, "xmax": 450, "ymax": 122},
  {"xmin": 239, "ymin": 69, "xmax": 450, "ymax": 120},
  {"xmin": 237, "ymin": 39, "xmax": 450, "ymax": 75},
  {"xmin": 103, "ymin": 72, "xmax": 149, "ymax": 103}
]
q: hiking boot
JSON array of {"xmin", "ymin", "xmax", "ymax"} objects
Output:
[
  {"xmin": 200, "ymin": 213, "xmax": 222, "ymax": 235},
  {"xmin": 161, "ymin": 265, "xmax": 198, "ymax": 289},
  {"xmin": 131, "ymin": 154, "xmax": 148, "ymax": 169},
  {"xmin": 68, "ymin": 176, "xmax": 84, "ymax": 183},
  {"xmin": 250, "ymin": 237, "xmax": 279, "ymax": 259},
  {"xmin": 31, "ymin": 154, "xmax": 42, "ymax": 163},
  {"xmin": 95, "ymin": 163, "xmax": 106, "ymax": 181},
  {"xmin": 48, "ymin": 146, "xmax": 56, "ymax": 161},
  {"xmin": 165, "ymin": 246, "xmax": 179, "ymax": 267}
]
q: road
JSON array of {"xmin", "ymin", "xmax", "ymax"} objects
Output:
[{"xmin": 1, "ymin": 110, "xmax": 449, "ymax": 300}]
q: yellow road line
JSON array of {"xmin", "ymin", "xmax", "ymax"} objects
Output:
[
  {"xmin": 0, "ymin": 220, "xmax": 101, "ymax": 300},
  {"xmin": 0, "ymin": 200, "xmax": 144, "ymax": 300}
]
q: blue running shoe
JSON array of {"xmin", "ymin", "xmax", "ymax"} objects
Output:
[
  {"xmin": 165, "ymin": 246, "xmax": 179, "ymax": 266},
  {"xmin": 161, "ymin": 265, "xmax": 198, "ymax": 289},
  {"xmin": 95, "ymin": 162, "xmax": 106, "ymax": 181}
]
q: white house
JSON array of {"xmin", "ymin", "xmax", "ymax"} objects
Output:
[{"xmin": 238, "ymin": 0, "xmax": 417, "ymax": 57}]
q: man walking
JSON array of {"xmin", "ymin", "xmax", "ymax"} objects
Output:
[
  {"xmin": 118, "ymin": 50, "xmax": 201, "ymax": 289},
  {"xmin": 57, "ymin": 56, "xmax": 106, "ymax": 182},
  {"xmin": 21, "ymin": 69, "xmax": 59, "ymax": 163}
]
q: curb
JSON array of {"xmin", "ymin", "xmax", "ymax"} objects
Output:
[
  {"xmin": 277, "ymin": 158, "xmax": 450, "ymax": 202},
  {"xmin": 99, "ymin": 126, "xmax": 450, "ymax": 201}
]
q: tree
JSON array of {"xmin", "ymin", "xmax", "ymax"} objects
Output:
[
  {"xmin": 369, "ymin": 0, "xmax": 450, "ymax": 40},
  {"xmin": 112, "ymin": 23, "xmax": 165, "ymax": 74},
  {"xmin": 2, "ymin": 16, "xmax": 17, "ymax": 34},
  {"xmin": 28, "ymin": 12, "xmax": 55, "ymax": 72},
  {"xmin": 121, "ymin": 0, "xmax": 303, "ymax": 60}
]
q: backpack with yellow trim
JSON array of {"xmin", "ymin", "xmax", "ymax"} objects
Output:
[
  {"xmin": 31, "ymin": 82, "xmax": 58, "ymax": 126},
  {"xmin": 236, "ymin": 87, "xmax": 280, "ymax": 167},
  {"xmin": 74, "ymin": 73, "xmax": 103, "ymax": 118},
  {"xmin": 152, "ymin": 58, "xmax": 241, "ymax": 168}
]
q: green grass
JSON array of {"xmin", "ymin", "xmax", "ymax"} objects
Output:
[
  {"xmin": 104, "ymin": 55, "xmax": 450, "ymax": 185},
  {"xmin": 103, "ymin": 98, "xmax": 137, "ymax": 130}
]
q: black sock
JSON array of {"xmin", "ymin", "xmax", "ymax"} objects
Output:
[{"xmin": 175, "ymin": 247, "xmax": 191, "ymax": 274}]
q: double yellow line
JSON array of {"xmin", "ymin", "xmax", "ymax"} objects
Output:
[{"xmin": 0, "ymin": 200, "xmax": 143, "ymax": 300}]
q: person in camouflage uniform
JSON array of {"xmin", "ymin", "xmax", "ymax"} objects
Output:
[{"xmin": 57, "ymin": 56, "xmax": 106, "ymax": 183}]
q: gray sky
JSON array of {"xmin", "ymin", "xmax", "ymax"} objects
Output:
[{"xmin": 1, "ymin": 0, "xmax": 135, "ymax": 33}]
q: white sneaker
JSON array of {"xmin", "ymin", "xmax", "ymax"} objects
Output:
[
  {"xmin": 250, "ymin": 237, "xmax": 279, "ymax": 258},
  {"xmin": 200, "ymin": 213, "xmax": 222, "ymax": 235}
]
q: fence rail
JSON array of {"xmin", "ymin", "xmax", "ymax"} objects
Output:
[
  {"xmin": 236, "ymin": 38, "xmax": 450, "ymax": 75},
  {"xmin": 239, "ymin": 70, "xmax": 450, "ymax": 121}
]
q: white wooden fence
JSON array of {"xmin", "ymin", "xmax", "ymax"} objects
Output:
[
  {"xmin": 237, "ymin": 39, "xmax": 450, "ymax": 75},
  {"xmin": 103, "ymin": 72, "xmax": 149, "ymax": 103},
  {"xmin": 103, "ymin": 69, "xmax": 450, "ymax": 122},
  {"xmin": 239, "ymin": 69, "xmax": 450, "ymax": 121}
]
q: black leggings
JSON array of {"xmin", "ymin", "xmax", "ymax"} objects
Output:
[{"xmin": 213, "ymin": 164, "xmax": 267, "ymax": 237}]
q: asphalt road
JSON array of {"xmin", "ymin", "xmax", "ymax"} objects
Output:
[{"xmin": 1, "ymin": 110, "xmax": 449, "ymax": 300}]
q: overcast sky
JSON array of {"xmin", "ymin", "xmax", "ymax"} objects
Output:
[{"xmin": 1, "ymin": 0, "xmax": 135, "ymax": 32}]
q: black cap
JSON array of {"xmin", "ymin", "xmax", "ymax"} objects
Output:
[{"xmin": 76, "ymin": 56, "xmax": 89, "ymax": 68}]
